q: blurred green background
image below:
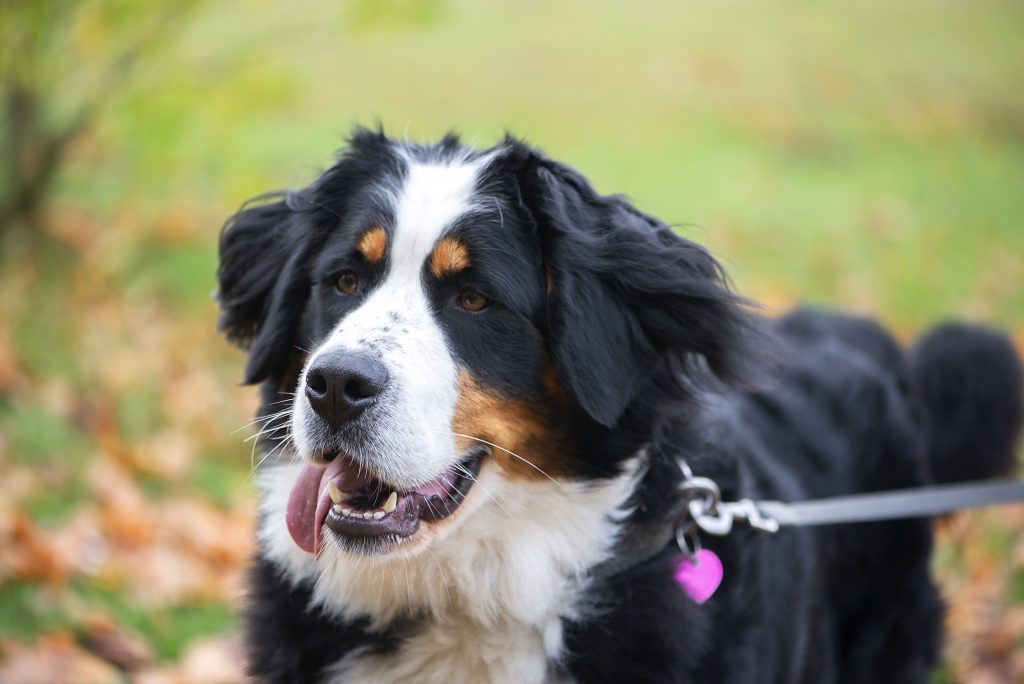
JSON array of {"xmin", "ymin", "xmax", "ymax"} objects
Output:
[{"xmin": 1, "ymin": 1, "xmax": 1022, "ymax": 681}]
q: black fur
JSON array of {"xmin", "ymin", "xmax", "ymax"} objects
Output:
[
  {"xmin": 245, "ymin": 555, "xmax": 405, "ymax": 681},
  {"xmin": 509, "ymin": 148, "xmax": 767, "ymax": 427},
  {"xmin": 910, "ymin": 323, "xmax": 1024, "ymax": 483},
  {"xmin": 218, "ymin": 129, "xmax": 1024, "ymax": 683},
  {"xmin": 562, "ymin": 309, "xmax": 954, "ymax": 682}
]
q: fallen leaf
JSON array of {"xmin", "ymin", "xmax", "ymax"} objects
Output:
[
  {"xmin": 0, "ymin": 511, "xmax": 69, "ymax": 584},
  {"xmin": 179, "ymin": 635, "xmax": 245, "ymax": 684},
  {"xmin": 47, "ymin": 508, "xmax": 110, "ymax": 577},
  {"xmin": 78, "ymin": 614, "xmax": 153, "ymax": 671},
  {"xmin": 0, "ymin": 633, "xmax": 122, "ymax": 684},
  {"xmin": 88, "ymin": 458, "xmax": 155, "ymax": 547},
  {"xmin": 0, "ymin": 322, "xmax": 25, "ymax": 392}
]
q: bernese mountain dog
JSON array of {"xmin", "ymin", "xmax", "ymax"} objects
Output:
[{"xmin": 216, "ymin": 128, "xmax": 1023, "ymax": 683}]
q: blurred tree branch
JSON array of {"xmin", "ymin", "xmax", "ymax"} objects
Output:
[{"xmin": 0, "ymin": 0, "xmax": 201, "ymax": 237}]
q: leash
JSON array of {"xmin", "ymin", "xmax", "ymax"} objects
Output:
[
  {"xmin": 594, "ymin": 460, "xmax": 1024, "ymax": 588},
  {"xmin": 725, "ymin": 481, "xmax": 1024, "ymax": 528},
  {"xmin": 674, "ymin": 460, "xmax": 1024, "ymax": 556}
]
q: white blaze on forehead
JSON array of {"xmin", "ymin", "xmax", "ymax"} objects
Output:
[{"xmin": 389, "ymin": 156, "xmax": 485, "ymax": 280}]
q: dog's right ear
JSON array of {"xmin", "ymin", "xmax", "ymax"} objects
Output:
[
  {"xmin": 217, "ymin": 191, "xmax": 312, "ymax": 385},
  {"xmin": 508, "ymin": 143, "xmax": 769, "ymax": 427}
]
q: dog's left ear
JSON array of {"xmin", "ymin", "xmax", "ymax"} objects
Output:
[
  {"xmin": 217, "ymin": 191, "xmax": 314, "ymax": 385},
  {"xmin": 517, "ymin": 152, "xmax": 766, "ymax": 427}
]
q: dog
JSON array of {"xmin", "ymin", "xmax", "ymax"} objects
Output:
[{"xmin": 217, "ymin": 129, "xmax": 1023, "ymax": 683}]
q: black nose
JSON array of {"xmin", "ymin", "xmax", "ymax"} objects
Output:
[{"xmin": 304, "ymin": 351, "xmax": 389, "ymax": 429}]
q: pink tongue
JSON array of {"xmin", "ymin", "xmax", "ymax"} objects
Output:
[
  {"xmin": 286, "ymin": 459, "xmax": 362, "ymax": 555},
  {"xmin": 284, "ymin": 460, "xmax": 456, "ymax": 555},
  {"xmin": 285, "ymin": 464, "xmax": 326, "ymax": 555}
]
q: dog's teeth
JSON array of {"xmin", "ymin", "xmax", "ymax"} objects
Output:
[
  {"xmin": 372, "ymin": 511, "xmax": 385, "ymax": 520},
  {"xmin": 383, "ymin": 492, "xmax": 398, "ymax": 513},
  {"xmin": 341, "ymin": 508, "xmax": 353, "ymax": 517},
  {"xmin": 332, "ymin": 504, "xmax": 342, "ymax": 514},
  {"xmin": 362, "ymin": 511, "xmax": 374, "ymax": 520},
  {"xmin": 327, "ymin": 481, "xmax": 344, "ymax": 504}
]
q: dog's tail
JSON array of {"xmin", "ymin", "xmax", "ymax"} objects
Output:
[{"xmin": 909, "ymin": 323, "xmax": 1023, "ymax": 483}]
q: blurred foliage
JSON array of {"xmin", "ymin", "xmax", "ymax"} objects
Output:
[
  {"xmin": 347, "ymin": 0, "xmax": 448, "ymax": 30},
  {"xmin": 0, "ymin": 0, "xmax": 1022, "ymax": 681},
  {"xmin": 0, "ymin": 0, "xmax": 201, "ymax": 233}
]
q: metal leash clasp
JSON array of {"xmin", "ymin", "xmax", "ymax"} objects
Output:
[
  {"xmin": 720, "ymin": 499, "xmax": 781, "ymax": 534},
  {"xmin": 675, "ymin": 461, "xmax": 781, "ymax": 547}
]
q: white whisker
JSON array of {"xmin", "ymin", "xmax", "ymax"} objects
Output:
[
  {"xmin": 249, "ymin": 434, "xmax": 293, "ymax": 480},
  {"xmin": 451, "ymin": 461, "xmax": 521, "ymax": 525},
  {"xmin": 244, "ymin": 422, "xmax": 290, "ymax": 443},
  {"xmin": 233, "ymin": 407, "xmax": 292, "ymax": 434},
  {"xmin": 449, "ymin": 431, "xmax": 570, "ymax": 495}
]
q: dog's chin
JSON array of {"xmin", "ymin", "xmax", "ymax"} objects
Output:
[{"xmin": 312, "ymin": 447, "xmax": 487, "ymax": 558}]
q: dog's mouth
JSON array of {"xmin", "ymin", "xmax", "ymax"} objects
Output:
[{"xmin": 285, "ymin": 448, "xmax": 486, "ymax": 555}]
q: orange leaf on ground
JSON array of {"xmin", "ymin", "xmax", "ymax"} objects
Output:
[
  {"xmin": 47, "ymin": 508, "xmax": 110, "ymax": 578},
  {"xmin": 88, "ymin": 458, "xmax": 155, "ymax": 547},
  {"xmin": 159, "ymin": 499, "xmax": 253, "ymax": 565},
  {"xmin": 129, "ymin": 636, "xmax": 245, "ymax": 684},
  {"xmin": 130, "ymin": 431, "xmax": 195, "ymax": 482},
  {"xmin": 0, "ymin": 322, "xmax": 26, "ymax": 393},
  {"xmin": 78, "ymin": 615, "xmax": 153, "ymax": 672},
  {"xmin": 0, "ymin": 633, "xmax": 121, "ymax": 684},
  {"xmin": 179, "ymin": 635, "xmax": 246, "ymax": 684},
  {"xmin": 0, "ymin": 511, "xmax": 69, "ymax": 584}
]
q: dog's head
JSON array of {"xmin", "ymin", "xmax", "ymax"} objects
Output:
[{"xmin": 219, "ymin": 130, "xmax": 760, "ymax": 612}]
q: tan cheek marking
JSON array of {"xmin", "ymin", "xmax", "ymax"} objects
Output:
[
  {"xmin": 452, "ymin": 369, "xmax": 576, "ymax": 481},
  {"xmin": 430, "ymin": 238, "xmax": 471, "ymax": 279},
  {"xmin": 356, "ymin": 226, "xmax": 388, "ymax": 264}
]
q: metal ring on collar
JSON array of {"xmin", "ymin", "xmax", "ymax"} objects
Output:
[
  {"xmin": 675, "ymin": 519, "xmax": 702, "ymax": 562},
  {"xmin": 680, "ymin": 477, "xmax": 722, "ymax": 514},
  {"xmin": 690, "ymin": 499, "xmax": 735, "ymax": 536}
]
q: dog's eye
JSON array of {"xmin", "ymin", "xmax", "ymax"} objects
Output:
[
  {"xmin": 457, "ymin": 290, "xmax": 488, "ymax": 312},
  {"xmin": 336, "ymin": 270, "xmax": 359, "ymax": 295}
]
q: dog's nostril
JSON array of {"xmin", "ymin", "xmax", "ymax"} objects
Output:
[
  {"xmin": 307, "ymin": 371, "xmax": 328, "ymax": 395},
  {"xmin": 344, "ymin": 379, "xmax": 371, "ymax": 401}
]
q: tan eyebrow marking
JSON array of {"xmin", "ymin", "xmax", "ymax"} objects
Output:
[
  {"xmin": 356, "ymin": 226, "xmax": 388, "ymax": 264},
  {"xmin": 429, "ymin": 237, "xmax": 471, "ymax": 279}
]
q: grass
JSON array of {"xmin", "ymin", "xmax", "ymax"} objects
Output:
[
  {"xmin": 1, "ymin": 0, "xmax": 1022, "ymax": 672},
  {"xmin": 83, "ymin": 585, "xmax": 236, "ymax": 662},
  {"xmin": 0, "ymin": 581, "xmax": 235, "ymax": 662},
  {"xmin": 69, "ymin": 0, "xmax": 1024, "ymax": 331}
]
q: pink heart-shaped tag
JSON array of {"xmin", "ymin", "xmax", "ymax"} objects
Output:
[{"xmin": 673, "ymin": 549, "xmax": 723, "ymax": 605}]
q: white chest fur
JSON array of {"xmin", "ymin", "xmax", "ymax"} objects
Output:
[
  {"xmin": 325, "ymin": 617, "xmax": 560, "ymax": 684},
  {"xmin": 257, "ymin": 457, "xmax": 640, "ymax": 684}
]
